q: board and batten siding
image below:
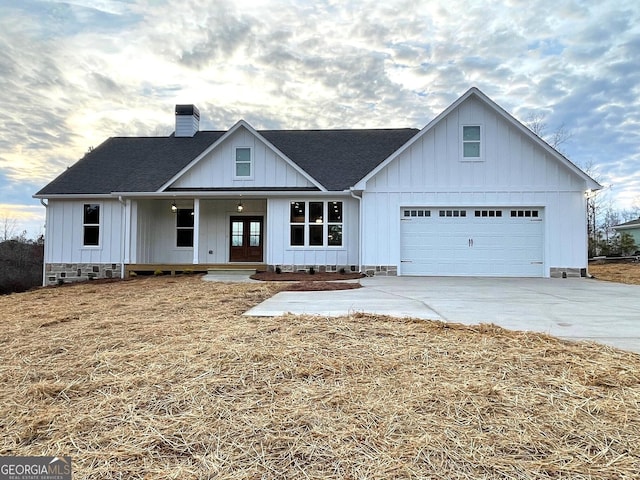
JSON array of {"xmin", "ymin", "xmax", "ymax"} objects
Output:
[
  {"xmin": 170, "ymin": 127, "xmax": 315, "ymax": 189},
  {"xmin": 45, "ymin": 199, "xmax": 124, "ymax": 264},
  {"xmin": 360, "ymin": 96, "xmax": 590, "ymax": 275},
  {"xmin": 265, "ymin": 197, "xmax": 359, "ymax": 268}
]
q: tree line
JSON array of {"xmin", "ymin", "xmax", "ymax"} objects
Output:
[{"xmin": 0, "ymin": 235, "xmax": 44, "ymax": 295}]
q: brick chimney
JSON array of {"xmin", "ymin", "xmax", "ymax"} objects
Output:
[{"xmin": 175, "ymin": 104, "xmax": 200, "ymax": 137}]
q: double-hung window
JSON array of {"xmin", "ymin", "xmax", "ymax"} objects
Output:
[
  {"xmin": 176, "ymin": 208, "xmax": 194, "ymax": 247},
  {"xmin": 289, "ymin": 201, "xmax": 343, "ymax": 247},
  {"xmin": 83, "ymin": 204, "xmax": 100, "ymax": 246},
  {"xmin": 234, "ymin": 147, "xmax": 252, "ymax": 178},
  {"xmin": 462, "ymin": 125, "xmax": 482, "ymax": 160}
]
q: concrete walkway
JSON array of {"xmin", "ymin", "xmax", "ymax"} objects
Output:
[{"xmin": 244, "ymin": 276, "xmax": 640, "ymax": 354}]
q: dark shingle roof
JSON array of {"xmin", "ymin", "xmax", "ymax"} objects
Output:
[
  {"xmin": 260, "ymin": 129, "xmax": 418, "ymax": 190},
  {"xmin": 36, "ymin": 132, "xmax": 226, "ymax": 195},
  {"xmin": 36, "ymin": 128, "xmax": 419, "ymax": 195}
]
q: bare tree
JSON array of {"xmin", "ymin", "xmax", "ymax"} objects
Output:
[
  {"xmin": 524, "ymin": 112, "xmax": 573, "ymax": 153},
  {"xmin": 601, "ymin": 200, "xmax": 621, "ymax": 243},
  {"xmin": 1, "ymin": 215, "xmax": 17, "ymax": 241}
]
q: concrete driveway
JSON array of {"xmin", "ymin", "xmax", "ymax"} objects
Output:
[{"xmin": 244, "ymin": 277, "xmax": 640, "ymax": 354}]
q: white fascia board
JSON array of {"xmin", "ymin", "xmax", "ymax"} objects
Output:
[
  {"xmin": 157, "ymin": 119, "xmax": 327, "ymax": 192},
  {"xmin": 354, "ymin": 87, "xmax": 602, "ymax": 191},
  {"xmin": 111, "ymin": 190, "xmax": 348, "ymax": 199},
  {"xmin": 32, "ymin": 193, "xmax": 114, "ymax": 200}
]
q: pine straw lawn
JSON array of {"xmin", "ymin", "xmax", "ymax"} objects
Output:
[
  {"xmin": 1, "ymin": 276, "xmax": 639, "ymax": 479},
  {"xmin": 589, "ymin": 261, "xmax": 640, "ymax": 285}
]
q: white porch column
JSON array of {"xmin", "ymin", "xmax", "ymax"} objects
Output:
[{"xmin": 193, "ymin": 198, "xmax": 200, "ymax": 264}]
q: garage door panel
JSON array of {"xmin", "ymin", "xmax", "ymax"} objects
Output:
[{"xmin": 400, "ymin": 208, "xmax": 544, "ymax": 277}]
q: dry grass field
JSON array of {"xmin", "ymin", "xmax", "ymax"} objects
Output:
[
  {"xmin": 1, "ymin": 275, "xmax": 639, "ymax": 479},
  {"xmin": 589, "ymin": 261, "xmax": 640, "ymax": 285}
]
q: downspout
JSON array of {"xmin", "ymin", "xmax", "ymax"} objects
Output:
[
  {"xmin": 118, "ymin": 196, "xmax": 126, "ymax": 279},
  {"xmin": 350, "ymin": 189, "xmax": 363, "ymax": 273},
  {"xmin": 39, "ymin": 199, "xmax": 48, "ymax": 286}
]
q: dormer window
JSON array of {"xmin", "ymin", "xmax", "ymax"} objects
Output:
[
  {"xmin": 462, "ymin": 125, "xmax": 482, "ymax": 161},
  {"xmin": 234, "ymin": 147, "xmax": 253, "ymax": 178}
]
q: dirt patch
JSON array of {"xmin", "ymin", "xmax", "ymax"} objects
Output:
[
  {"xmin": 251, "ymin": 270, "xmax": 365, "ymax": 281},
  {"xmin": 589, "ymin": 261, "xmax": 640, "ymax": 285},
  {"xmin": 1, "ymin": 276, "xmax": 639, "ymax": 479}
]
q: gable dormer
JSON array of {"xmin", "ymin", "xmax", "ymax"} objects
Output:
[{"xmin": 167, "ymin": 123, "xmax": 319, "ymax": 190}]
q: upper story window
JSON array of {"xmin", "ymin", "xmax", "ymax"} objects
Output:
[
  {"xmin": 176, "ymin": 208, "xmax": 194, "ymax": 247},
  {"xmin": 83, "ymin": 204, "xmax": 100, "ymax": 246},
  {"xmin": 462, "ymin": 125, "xmax": 482, "ymax": 160},
  {"xmin": 234, "ymin": 147, "xmax": 253, "ymax": 178}
]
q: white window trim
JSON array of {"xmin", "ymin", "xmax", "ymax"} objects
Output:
[
  {"xmin": 288, "ymin": 201, "xmax": 345, "ymax": 249},
  {"xmin": 82, "ymin": 202, "xmax": 102, "ymax": 249},
  {"xmin": 233, "ymin": 146, "xmax": 254, "ymax": 180},
  {"xmin": 460, "ymin": 124, "xmax": 484, "ymax": 162}
]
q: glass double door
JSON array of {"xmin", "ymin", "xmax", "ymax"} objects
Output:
[{"xmin": 229, "ymin": 216, "xmax": 263, "ymax": 262}]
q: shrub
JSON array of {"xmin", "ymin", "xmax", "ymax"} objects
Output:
[{"xmin": 154, "ymin": 269, "xmax": 164, "ymax": 276}]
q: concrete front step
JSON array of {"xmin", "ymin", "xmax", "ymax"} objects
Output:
[{"xmin": 206, "ymin": 269, "xmax": 258, "ymax": 275}]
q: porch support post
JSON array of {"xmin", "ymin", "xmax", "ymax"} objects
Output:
[{"xmin": 193, "ymin": 198, "xmax": 200, "ymax": 265}]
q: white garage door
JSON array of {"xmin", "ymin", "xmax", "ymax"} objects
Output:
[{"xmin": 400, "ymin": 207, "xmax": 544, "ymax": 276}]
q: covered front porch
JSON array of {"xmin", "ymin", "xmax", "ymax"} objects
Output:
[{"xmin": 126, "ymin": 197, "xmax": 268, "ymax": 268}]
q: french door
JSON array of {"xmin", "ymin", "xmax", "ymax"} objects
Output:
[{"xmin": 229, "ymin": 216, "xmax": 264, "ymax": 262}]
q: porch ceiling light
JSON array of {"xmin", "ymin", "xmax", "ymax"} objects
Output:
[
  {"xmin": 171, "ymin": 201, "xmax": 178, "ymax": 212},
  {"xmin": 237, "ymin": 202, "xmax": 244, "ymax": 212}
]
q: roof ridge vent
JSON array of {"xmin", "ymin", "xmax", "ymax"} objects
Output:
[{"xmin": 175, "ymin": 104, "xmax": 200, "ymax": 137}]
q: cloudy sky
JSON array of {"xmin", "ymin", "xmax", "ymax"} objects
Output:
[{"xmin": 1, "ymin": 0, "xmax": 639, "ymax": 237}]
